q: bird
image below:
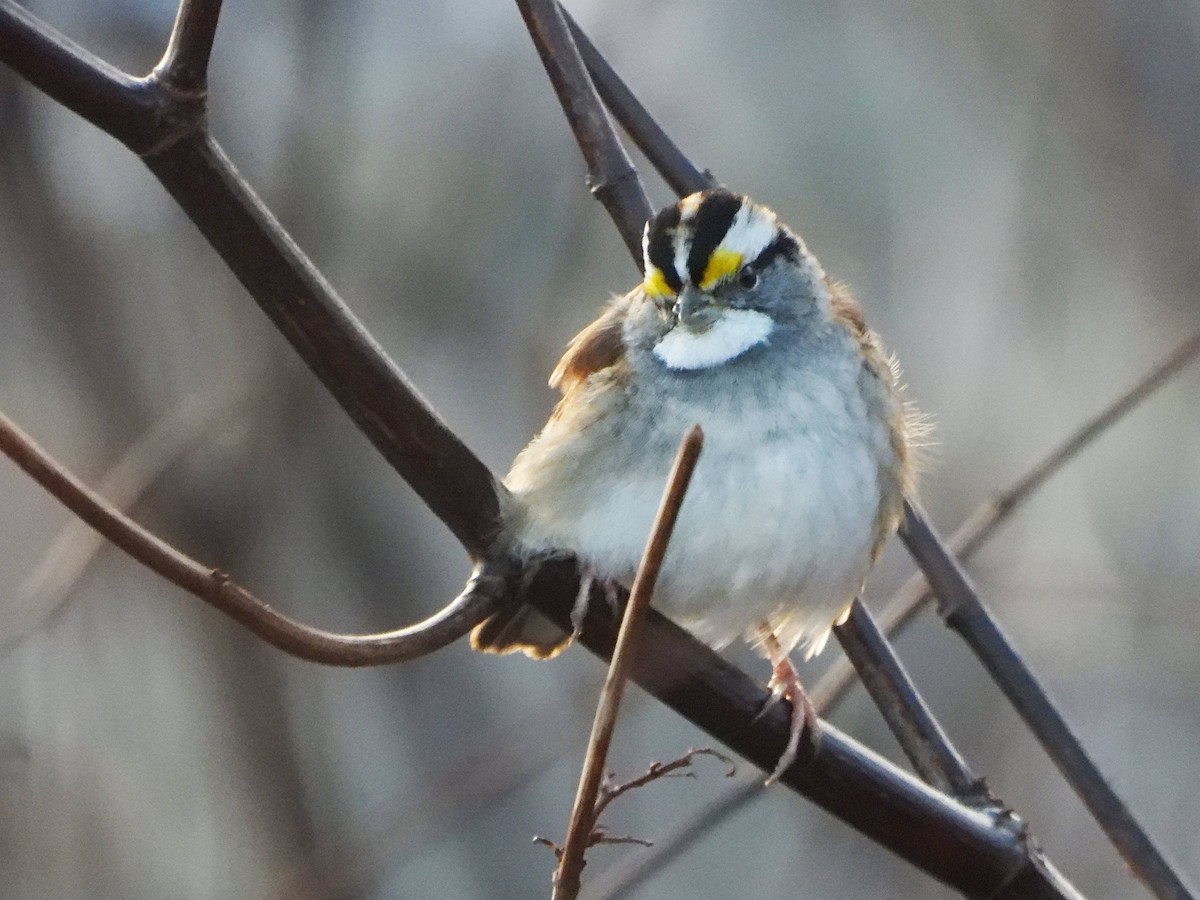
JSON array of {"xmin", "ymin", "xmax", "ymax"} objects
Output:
[{"xmin": 472, "ymin": 188, "xmax": 918, "ymax": 781}]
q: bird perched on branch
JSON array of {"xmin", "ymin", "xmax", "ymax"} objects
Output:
[{"xmin": 473, "ymin": 188, "xmax": 919, "ymax": 781}]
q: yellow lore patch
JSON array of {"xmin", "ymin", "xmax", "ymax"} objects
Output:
[
  {"xmin": 643, "ymin": 266, "xmax": 676, "ymax": 299},
  {"xmin": 699, "ymin": 247, "xmax": 743, "ymax": 290}
]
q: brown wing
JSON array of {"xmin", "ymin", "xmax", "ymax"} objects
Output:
[
  {"xmin": 473, "ymin": 296, "xmax": 632, "ymax": 659},
  {"xmin": 828, "ymin": 280, "xmax": 867, "ymax": 336},
  {"xmin": 548, "ymin": 294, "xmax": 631, "ymax": 394},
  {"xmin": 828, "ymin": 278, "xmax": 916, "ymax": 556}
]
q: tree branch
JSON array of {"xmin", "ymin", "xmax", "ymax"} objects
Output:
[
  {"xmin": 0, "ymin": 409, "xmax": 506, "ymax": 664},
  {"xmin": 560, "ymin": 5, "xmax": 714, "ymax": 198},
  {"xmin": 515, "ymin": 0, "xmax": 651, "ymax": 265},
  {"xmin": 140, "ymin": 133, "xmax": 507, "ymax": 558},
  {"xmin": 899, "ymin": 503, "xmax": 1193, "ymax": 900},
  {"xmin": 0, "ymin": 0, "xmax": 167, "ymax": 153},
  {"xmin": 0, "ymin": 0, "xmax": 507, "ymax": 564},
  {"xmin": 520, "ymin": 559, "xmax": 1081, "ymax": 899},
  {"xmin": 594, "ymin": 325, "xmax": 1200, "ymax": 896},
  {"xmin": 154, "ymin": 0, "xmax": 223, "ymax": 96},
  {"xmin": 834, "ymin": 598, "xmax": 986, "ymax": 803}
]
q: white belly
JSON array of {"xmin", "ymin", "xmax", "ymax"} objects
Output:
[
  {"xmin": 573, "ymin": 432, "xmax": 880, "ymax": 656},
  {"xmin": 507, "ymin": 369, "xmax": 890, "ymax": 658}
]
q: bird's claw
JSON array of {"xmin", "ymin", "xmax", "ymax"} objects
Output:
[
  {"xmin": 569, "ymin": 560, "xmax": 625, "ymax": 639},
  {"xmin": 759, "ymin": 631, "xmax": 823, "ymax": 784}
]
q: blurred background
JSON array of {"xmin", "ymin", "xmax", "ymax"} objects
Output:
[{"xmin": 2, "ymin": 0, "xmax": 1199, "ymax": 897}]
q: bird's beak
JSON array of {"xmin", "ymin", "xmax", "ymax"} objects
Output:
[{"xmin": 673, "ymin": 287, "xmax": 719, "ymax": 333}]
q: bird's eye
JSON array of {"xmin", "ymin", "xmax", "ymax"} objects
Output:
[{"xmin": 737, "ymin": 265, "xmax": 759, "ymax": 290}]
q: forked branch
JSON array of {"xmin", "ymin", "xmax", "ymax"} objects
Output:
[
  {"xmin": 0, "ymin": 0, "xmax": 507, "ymax": 563},
  {"xmin": 154, "ymin": 0, "xmax": 222, "ymax": 96},
  {"xmin": 0, "ymin": 0, "xmax": 510, "ymax": 657}
]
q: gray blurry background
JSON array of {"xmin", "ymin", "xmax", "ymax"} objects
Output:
[{"xmin": 2, "ymin": 0, "xmax": 1199, "ymax": 897}]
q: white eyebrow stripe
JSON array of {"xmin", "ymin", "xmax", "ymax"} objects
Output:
[
  {"xmin": 672, "ymin": 194, "xmax": 703, "ymax": 286},
  {"xmin": 719, "ymin": 202, "xmax": 778, "ymax": 263},
  {"xmin": 672, "ymin": 229, "xmax": 690, "ymax": 289}
]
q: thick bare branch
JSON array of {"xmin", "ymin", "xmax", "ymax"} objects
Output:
[
  {"xmin": 141, "ymin": 133, "xmax": 507, "ymax": 559},
  {"xmin": 0, "ymin": 410, "xmax": 505, "ymax": 664},
  {"xmin": 0, "ymin": 0, "xmax": 171, "ymax": 153}
]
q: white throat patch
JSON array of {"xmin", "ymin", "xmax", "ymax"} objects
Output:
[{"xmin": 653, "ymin": 309, "xmax": 774, "ymax": 370}]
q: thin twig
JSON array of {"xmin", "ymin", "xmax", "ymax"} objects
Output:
[
  {"xmin": 585, "ymin": 779, "xmax": 761, "ymax": 898},
  {"xmin": 0, "ymin": 409, "xmax": 507, "ymax": 664},
  {"xmin": 594, "ymin": 748, "xmax": 734, "ymax": 820},
  {"xmin": 515, "ymin": 0, "xmax": 652, "ymax": 266},
  {"xmin": 582, "ymin": 833, "xmax": 652, "ymax": 849},
  {"xmin": 1, "ymin": 386, "xmax": 253, "ymax": 645},
  {"xmin": 553, "ymin": 425, "xmax": 704, "ymax": 900},
  {"xmin": 523, "ymin": 557, "xmax": 1081, "ymax": 898}
]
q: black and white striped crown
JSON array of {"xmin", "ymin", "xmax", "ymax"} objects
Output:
[{"xmin": 641, "ymin": 189, "xmax": 799, "ymax": 299}]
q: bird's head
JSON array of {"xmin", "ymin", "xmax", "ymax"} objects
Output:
[{"xmin": 635, "ymin": 189, "xmax": 830, "ymax": 371}]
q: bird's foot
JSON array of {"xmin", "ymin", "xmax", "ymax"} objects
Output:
[
  {"xmin": 513, "ymin": 547, "xmax": 584, "ymax": 597},
  {"xmin": 756, "ymin": 629, "xmax": 822, "ymax": 784},
  {"xmin": 764, "ymin": 656, "xmax": 821, "ymax": 784},
  {"xmin": 569, "ymin": 559, "xmax": 625, "ymax": 639}
]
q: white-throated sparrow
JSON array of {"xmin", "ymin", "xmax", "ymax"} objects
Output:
[{"xmin": 473, "ymin": 189, "xmax": 918, "ymax": 780}]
